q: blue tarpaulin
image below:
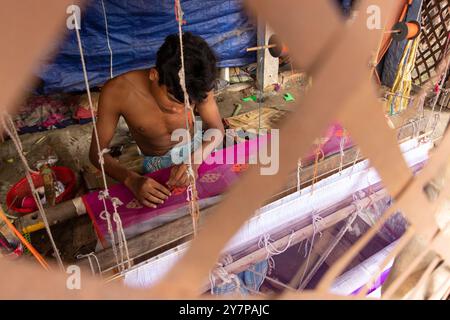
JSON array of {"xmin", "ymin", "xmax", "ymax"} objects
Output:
[
  {"xmin": 37, "ymin": 0, "xmax": 354, "ymax": 94},
  {"xmin": 37, "ymin": 0, "xmax": 256, "ymax": 94}
]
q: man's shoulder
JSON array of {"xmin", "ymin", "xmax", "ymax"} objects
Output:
[
  {"xmin": 99, "ymin": 69, "xmax": 152, "ymax": 113},
  {"xmin": 102, "ymin": 69, "xmax": 148, "ymax": 95},
  {"xmin": 99, "ymin": 73, "xmax": 133, "ymax": 106}
]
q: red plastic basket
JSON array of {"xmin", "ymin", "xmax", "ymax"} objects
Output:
[{"xmin": 6, "ymin": 166, "xmax": 76, "ymax": 214}]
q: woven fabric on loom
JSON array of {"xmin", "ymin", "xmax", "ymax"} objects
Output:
[
  {"xmin": 123, "ymin": 139, "xmax": 431, "ymax": 290},
  {"xmin": 82, "ymin": 124, "xmax": 352, "ymax": 247}
]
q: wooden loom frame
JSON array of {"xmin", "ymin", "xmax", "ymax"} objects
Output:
[
  {"xmin": 74, "ymin": 117, "xmax": 429, "ymax": 275},
  {"xmin": 0, "ymin": 0, "xmax": 449, "ymax": 300},
  {"xmin": 412, "ymin": 0, "xmax": 450, "ymax": 86}
]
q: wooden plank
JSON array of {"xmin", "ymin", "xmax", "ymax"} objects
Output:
[
  {"xmin": 77, "ymin": 205, "xmax": 215, "ymax": 273},
  {"xmin": 256, "ymin": 21, "xmax": 279, "ymax": 90}
]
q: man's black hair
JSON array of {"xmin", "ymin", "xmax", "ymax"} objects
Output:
[{"xmin": 155, "ymin": 32, "xmax": 217, "ymax": 104}]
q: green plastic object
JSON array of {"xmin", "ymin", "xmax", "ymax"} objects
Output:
[{"xmin": 284, "ymin": 93, "xmax": 295, "ymax": 102}]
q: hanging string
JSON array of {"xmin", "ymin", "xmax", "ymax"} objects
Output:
[
  {"xmin": 0, "ymin": 114, "xmax": 64, "ymax": 271},
  {"xmin": 338, "ymin": 131, "xmax": 347, "ymax": 174},
  {"xmin": 311, "ymin": 147, "xmax": 325, "ymax": 194},
  {"xmin": 175, "ymin": 0, "xmax": 201, "ymax": 236},
  {"xmin": 297, "ymin": 211, "xmax": 324, "ymax": 287},
  {"xmin": 100, "ymin": 0, "xmax": 114, "ymax": 79},
  {"xmin": 98, "ymin": 193, "xmax": 120, "ymax": 270},
  {"xmin": 73, "ymin": 14, "xmax": 127, "ymax": 270},
  {"xmin": 297, "ymin": 198, "xmax": 361, "ymax": 290},
  {"xmin": 111, "ymin": 197, "xmax": 131, "ymax": 269},
  {"xmin": 350, "ymin": 148, "xmax": 361, "ymax": 175},
  {"xmin": 258, "ymin": 231, "xmax": 295, "ymax": 271},
  {"xmin": 257, "ymin": 46, "xmax": 264, "ymax": 134},
  {"xmin": 77, "ymin": 252, "xmax": 102, "ymax": 277},
  {"xmin": 0, "ymin": 205, "xmax": 49, "ymax": 270}
]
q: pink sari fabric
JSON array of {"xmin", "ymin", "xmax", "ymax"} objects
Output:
[
  {"xmin": 83, "ymin": 135, "xmax": 267, "ymax": 245},
  {"xmin": 83, "ymin": 124, "xmax": 351, "ymax": 245}
]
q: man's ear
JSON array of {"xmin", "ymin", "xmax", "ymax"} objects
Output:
[{"xmin": 149, "ymin": 68, "xmax": 159, "ymax": 81}]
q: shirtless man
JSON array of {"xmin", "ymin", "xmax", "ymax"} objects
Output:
[{"xmin": 89, "ymin": 33, "xmax": 224, "ymax": 208}]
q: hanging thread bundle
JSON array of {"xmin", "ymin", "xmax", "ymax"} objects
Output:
[
  {"xmin": 73, "ymin": 13, "xmax": 130, "ymax": 272},
  {"xmin": 175, "ymin": 0, "xmax": 201, "ymax": 236}
]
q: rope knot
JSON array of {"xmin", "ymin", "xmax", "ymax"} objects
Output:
[
  {"xmin": 209, "ymin": 266, "xmax": 241, "ymax": 295},
  {"xmin": 312, "ymin": 212, "xmax": 325, "ymax": 237},
  {"xmin": 99, "ymin": 210, "xmax": 111, "ymax": 221},
  {"xmin": 186, "ymin": 184, "xmax": 194, "ymax": 202},
  {"xmin": 297, "ymin": 159, "xmax": 302, "ymax": 192},
  {"xmin": 257, "ymin": 231, "xmax": 294, "ymax": 271},
  {"xmin": 98, "ymin": 190, "xmax": 110, "ymax": 201},
  {"xmin": 111, "ymin": 197, "xmax": 123, "ymax": 208},
  {"xmin": 97, "ymin": 148, "xmax": 110, "ymax": 165}
]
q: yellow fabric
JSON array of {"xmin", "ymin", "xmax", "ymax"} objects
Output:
[{"xmin": 386, "ymin": 36, "xmax": 420, "ymax": 115}]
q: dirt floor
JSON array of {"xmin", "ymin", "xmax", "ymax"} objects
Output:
[{"xmin": 0, "ymin": 71, "xmax": 449, "ymax": 263}]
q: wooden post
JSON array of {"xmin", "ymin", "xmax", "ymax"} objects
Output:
[{"xmin": 256, "ymin": 20, "xmax": 279, "ymax": 91}]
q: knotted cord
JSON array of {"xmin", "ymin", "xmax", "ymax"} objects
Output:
[
  {"xmin": 73, "ymin": 14, "xmax": 129, "ymax": 271},
  {"xmin": 297, "ymin": 159, "xmax": 302, "ymax": 193},
  {"xmin": 297, "ymin": 211, "xmax": 324, "ymax": 286},
  {"xmin": 175, "ymin": 0, "xmax": 201, "ymax": 236}
]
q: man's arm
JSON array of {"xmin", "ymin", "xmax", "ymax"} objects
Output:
[
  {"xmin": 89, "ymin": 84, "xmax": 170, "ymax": 208},
  {"xmin": 167, "ymin": 91, "xmax": 224, "ymax": 187},
  {"xmin": 89, "ymin": 87, "xmax": 129, "ymax": 184},
  {"xmin": 194, "ymin": 90, "xmax": 225, "ymax": 160}
]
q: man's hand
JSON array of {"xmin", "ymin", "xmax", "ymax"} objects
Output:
[
  {"xmin": 125, "ymin": 174, "xmax": 171, "ymax": 208},
  {"xmin": 167, "ymin": 163, "xmax": 199, "ymax": 188}
]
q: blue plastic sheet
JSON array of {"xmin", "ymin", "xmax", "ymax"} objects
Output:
[{"xmin": 37, "ymin": 0, "xmax": 355, "ymax": 94}]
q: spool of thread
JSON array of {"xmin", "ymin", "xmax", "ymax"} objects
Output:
[
  {"xmin": 246, "ymin": 34, "xmax": 288, "ymax": 58},
  {"xmin": 392, "ymin": 21, "xmax": 421, "ymax": 41}
]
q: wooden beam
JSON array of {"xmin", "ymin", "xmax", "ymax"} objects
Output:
[
  {"xmin": 17, "ymin": 198, "xmax": 84, "ymax": 234},
  {"xmin": 256, "ymin": 20, "xmax": 279, "ymax": 91},
  {"xmin": 199, "ymin": 189, "xmax": 389, "ymax": 292}
]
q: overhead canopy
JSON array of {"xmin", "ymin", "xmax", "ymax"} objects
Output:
[
  {"xmin": 36, "ymin": 0, "xmax": 355, "ymax": 94},
  {"xmin": 36, "ymin": 0, "xmax": 257, "ymax": 94}
]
